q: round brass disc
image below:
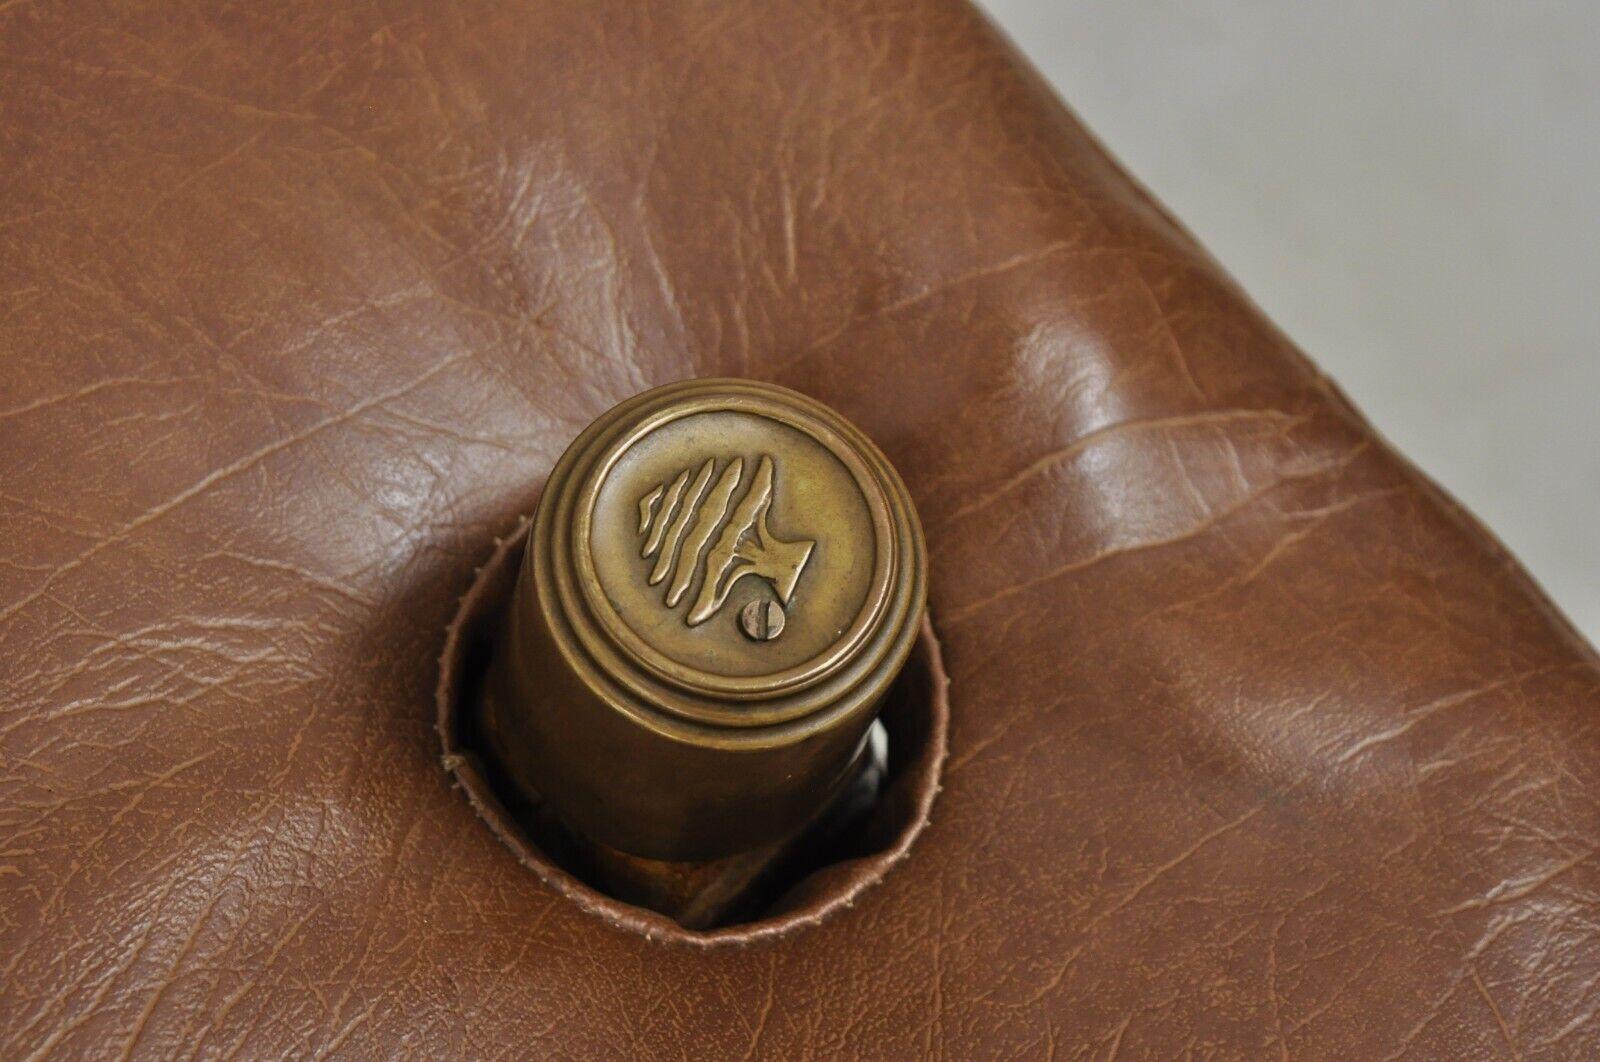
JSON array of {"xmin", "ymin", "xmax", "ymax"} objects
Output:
[{"xmin": 573, "ymin": 390, "xmax": 896, "ymax": 700}]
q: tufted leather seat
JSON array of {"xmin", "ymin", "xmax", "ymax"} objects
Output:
[{"xmin": 3, "ymin": 1, "xmax": 1597, "ymax": 1056}]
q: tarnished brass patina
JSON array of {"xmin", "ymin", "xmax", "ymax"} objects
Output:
[{"xmin": 484, "ymin": 379, "xmax": 926, "ymax": 861}]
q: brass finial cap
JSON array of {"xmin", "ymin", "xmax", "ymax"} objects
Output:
[{"xmin": 485, "ymin": 379, "xmax": 926, "ymax": 860}]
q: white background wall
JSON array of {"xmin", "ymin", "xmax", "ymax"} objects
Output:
[{"xmin": 978, "ymin": 0, "xmax": 1599, "ymax": 643}]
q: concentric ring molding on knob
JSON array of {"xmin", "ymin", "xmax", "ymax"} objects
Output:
[{"xmin": 483, "ymin": 379, "xmax": 927, "ymax": 860}]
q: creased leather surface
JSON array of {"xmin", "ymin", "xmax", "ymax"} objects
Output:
[{"xmin": 3, "ymin": 1, "xmax": 1598, "ymax": 1057}]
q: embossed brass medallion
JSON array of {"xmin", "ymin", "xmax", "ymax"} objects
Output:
[
  {"xmin": 634, "ymin": 453, "xmax": 814, "ymax": 632},
  {"xmin": 576, "ymin": 389, "xmax": 895, "ymax": 706},
  {"xmin": 485, "ymin": 379, "xmax": 926, "ymax": 860}
]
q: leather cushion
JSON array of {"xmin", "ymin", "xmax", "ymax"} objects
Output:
[{"xmin": 3, "ymin": 1, "xmax": 1598, "ymax": 1056}]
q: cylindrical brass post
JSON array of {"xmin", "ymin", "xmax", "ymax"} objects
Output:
[{"xmin": 483, "ymin": 379, "xmax": 926, "ymax": 861}]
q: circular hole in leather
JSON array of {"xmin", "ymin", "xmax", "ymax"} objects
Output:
[{"xmin": 436, "ymin": 516, "xmax": 948, "ymax": 946}]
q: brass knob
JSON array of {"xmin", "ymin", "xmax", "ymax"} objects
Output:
[{"xmin": 484, "ymin": 379, "xmax": 926, "ymax": 860}]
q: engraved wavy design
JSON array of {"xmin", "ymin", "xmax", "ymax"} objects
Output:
[{"xmin": 636, "ymin": 454, "xmax": 814, "ymax": 626}]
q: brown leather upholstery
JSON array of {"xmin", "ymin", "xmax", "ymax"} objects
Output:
[{"xmin": 4, "ymin": 1, "xmax": 1597, "ymax": 1056}]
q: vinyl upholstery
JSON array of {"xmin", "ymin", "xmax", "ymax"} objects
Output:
[{"xmin": 3, "ymin": 1, "xmax": 1598, "ymax": 1057}]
